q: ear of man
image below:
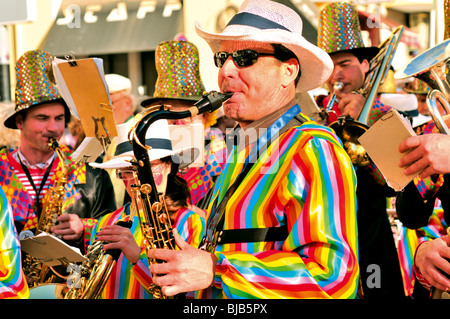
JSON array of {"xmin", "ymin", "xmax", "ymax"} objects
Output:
[{"xmin": 281, "ymin": 58, "xmax": 300, "ymax": 88}]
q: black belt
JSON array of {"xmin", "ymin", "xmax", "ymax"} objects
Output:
[{"xmin": 215, "ymin": 225, "xmax": 288, "ymax": 245}]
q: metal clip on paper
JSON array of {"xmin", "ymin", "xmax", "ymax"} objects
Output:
[
  {"xmin": 92, "ymin": 116, "xmax": 112, "ymax": 157},
  {"xmin": 64, "ymin": 51, "xmax": 77, "ymax": 67}
]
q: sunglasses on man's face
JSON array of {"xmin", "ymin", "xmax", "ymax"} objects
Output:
[{"xmin": 213, "ymin": 49, "xmax": 276, "ymax": 68}]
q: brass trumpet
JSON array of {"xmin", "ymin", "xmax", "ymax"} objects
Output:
[{"xmin": 329, "ymin": 26, "xmax": 404, "ymax": 166}]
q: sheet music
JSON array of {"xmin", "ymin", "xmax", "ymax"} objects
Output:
[
  {"xmin": 71, "ymin": 136, "xmax": 105, "ymax": 163},
  {"xmin": 53, "ymin": 57, "xmax": 111, "ymax": 120},
  {"xmin": 20, "ymin": 232, "xmax": 87, "ymax": 267}
]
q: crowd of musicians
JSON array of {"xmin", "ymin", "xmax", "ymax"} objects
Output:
[{"xmin": 1, "ymin": 0, "xmax": 450, "ymax": 300}]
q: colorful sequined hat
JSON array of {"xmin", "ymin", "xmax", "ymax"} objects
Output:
[
  {"xmin": 445, "ymin": 0, "xmax": 450, "ymax": 40},
  {"xmin": 5, "ymin": 50, "xmax": 70, "ymax": 129},
  {"xmin": 404, "ymin": 78, "xmax": 431, "ymax": 94},
  {"xmin": 141, "ymin": 40, "xmax": 206, "ymax": 107},
  {"xmin": 318, "ymin": 2, "xmax": 379, "ymax": 61},
  {"xmin": 195, "ymin": 0, "xmax": 333, "ymax": 93}
]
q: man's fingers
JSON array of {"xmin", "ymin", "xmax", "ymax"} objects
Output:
[
  {"xmin": 398, "ymin": 136, "xmax": 421, "ymax": 154},
  {"xmin": 162, "ymin": 284, "xmax": 183, "ymax": 297},
  {"xmin": 173, "ymin": 229, "xmax": 190, "ymax": 250},
  {"xmin": 147, "ymin": 248, "xmax": 176, "ymax": 264}
]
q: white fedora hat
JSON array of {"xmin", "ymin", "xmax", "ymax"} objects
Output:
[
  {"xmin": 195, "ymin": 0, "xmax": 333, "ymax": 93},
  {"xmin": 90, "ymin": 119, "xmax": 199, "ymax": 170}
]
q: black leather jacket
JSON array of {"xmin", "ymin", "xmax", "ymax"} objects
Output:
[{"xmin": 396, "ymin": 174, "xmax": 450, "ymax": 229}]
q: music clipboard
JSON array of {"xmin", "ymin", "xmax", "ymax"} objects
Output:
[
  {"xmin": 358, "ymin": 108, "xmax": 420, "ymax": 191},
  {"xmin": 53, "ymin": 56, "xmax": 117, "ymax": 161}
]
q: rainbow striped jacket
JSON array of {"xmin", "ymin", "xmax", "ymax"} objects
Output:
[
  {"xmin": 0, "ymin": 187, "xmax": 29, "ymax": 299},
  {"xmin": 198, "ymin": 106, "xmax": 359, "ymax": 299},
  {"xmin": 90, "ymin": 203, "xmax": 205, "ymax": 299}
]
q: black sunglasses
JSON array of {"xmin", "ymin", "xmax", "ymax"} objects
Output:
[{"xmin": 213, "ymin": 49, "xmax": 276, "ymax": 68}]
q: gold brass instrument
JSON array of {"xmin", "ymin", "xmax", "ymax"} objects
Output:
[
  {"xmin": 37, "ymin": 138, "xmax": 69, "ymax": 235},
  {"xmin": 395, "ymin": 38, "xmax": 450, "ymax": 135},
  {"xmin": 63, "ymin": 223, "xmax": 130, "ymax": 299},
  {"xmin": 28, "ymin": 138, "xmax": 132, "ymax": 299},
  {"xmin": 329, "ymin": 26, "xmax": 404, "ymax": 166},
  {"xmin": 395, "ymin": 38, "xmax": 450, "ymax": 299},
  {"xmin": 29, "ymin": 238, "xmax": 128, "ymax": 299},
  {"xmin": 130, "ymin": 91, "xmax": 232, "ymax": 299},
  {"xmin": 23, "ymin": 138, "xmax": 69, "ymax": 287}
]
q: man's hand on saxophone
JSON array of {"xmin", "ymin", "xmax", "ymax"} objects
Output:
[
  {"xmin": 51, "ymin": 214, "xmax": 84, "ymax": 241},
  {"xmin": 147, "ymin": 230, "xmax": 217, "ymax": 297},
  {"xmin": 96, "ymin": 224, "xmax": 141, "ymax": 264}
]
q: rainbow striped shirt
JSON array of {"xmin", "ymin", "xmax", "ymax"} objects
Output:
[
  {"xmin": 0, "ymin": 187, "xmax": 29, "ymax": 299},
  {"xmin": 198, "ymin": 107, "xmax": 359, "ymax": 299}
]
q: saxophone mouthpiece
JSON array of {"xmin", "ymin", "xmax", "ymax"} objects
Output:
[{"xmin": 194, "ymin": 91, "xmax": 233, "ymax": 115}]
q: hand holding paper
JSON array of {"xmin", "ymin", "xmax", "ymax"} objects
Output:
[
  {"xmin": 358, "ymin": 108, "xmax": 419, "ymax": 191},
  {"xmin": 398, "ymin": 133, "xmax": 450, "ymax": 179}
]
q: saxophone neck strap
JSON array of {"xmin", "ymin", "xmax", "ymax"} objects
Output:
[{"xmin": 18, "ymin": 154, "xmax": 55, "ymax": 219}]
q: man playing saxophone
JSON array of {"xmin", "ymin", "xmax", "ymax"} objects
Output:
[
  {"xmin": 315, "ymin": 2, "xmax": 405, "ymax": 299},
  {"xmin": 0, "ymin": 50, "xmax": 116, "ymax": 285},
  {"xmin": 146, "ymin": 0, "xmax": 359, "ymax": 299}
]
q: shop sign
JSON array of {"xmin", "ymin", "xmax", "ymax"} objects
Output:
[{"xmin": 56, "ymin": 0, "xmax": 182, "ymax": 28}]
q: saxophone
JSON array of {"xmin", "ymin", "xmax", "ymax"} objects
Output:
[
  {"xmin": 37, "ymin": 138, "xmax": 68, "ymax": 234},
  {"xmin": 62, "ymin": 91, "xmax": 231, "ymax": 299},
  {"xmin": 63, "ymin": 219, "xmax": 131, "ymax": 299},
  {"xmin": 23, "ymin": 138, "xmax": 69, "ymax": 287},
  {"xmin": 130, "ymin": 91, "xmax": 232, "ymax": 299}
]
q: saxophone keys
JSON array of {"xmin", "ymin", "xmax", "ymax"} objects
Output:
[
  {"xmin": 152, "ymin": 202, "xmax": 162, "ymax": 212},
  {"xmin": 140, "ymin": 184, "xmax": 152, "ymax": 194},
  {"xmin": 158, "ymin": 212, "xmax": 167, "ymax": 224}
]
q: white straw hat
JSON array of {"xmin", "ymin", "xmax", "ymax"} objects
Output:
[
  {"xmin": 105, "ymin": 74, "xmax": 132, "ymax": 95},
  {"xmin": 90, "ymin": 119, "xmax": 199, "ymax": 169},
  {"xmin": 195, "ymin": 0, "xmax": 333, "ymax": 93}
]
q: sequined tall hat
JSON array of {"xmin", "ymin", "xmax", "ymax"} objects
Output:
[
  {"xmin": 141, "ymin": 40, "xmax": 206, "ymax": 107},
  {"xmin": 445, "ymin": 0, "xmax": 450, "ymax": 40},
  {"xmin": 317, "ymin": 1, "xmax": 379, "ymax": 60},
  {"xmin": 4, "ymin": 50, "xmax": 69, "ymax": 129},
  {"xmin": 404, "ymin": 78, "xmax": 431, "ymax": 95}
]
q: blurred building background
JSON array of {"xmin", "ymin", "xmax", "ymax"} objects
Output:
[{"xmin": 0, "ymin": 0, "xmax": 444, "ymax": 104}]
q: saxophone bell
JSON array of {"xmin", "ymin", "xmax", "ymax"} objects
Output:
[{"xmin": 62, "ymin": 220, "xmax": 132, "ymax": 299}]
